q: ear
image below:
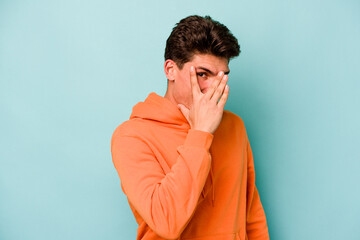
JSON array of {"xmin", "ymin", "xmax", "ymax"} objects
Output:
[{"xmin": 164, "ymin": 59, "xmax": 177, "ymax": 81}]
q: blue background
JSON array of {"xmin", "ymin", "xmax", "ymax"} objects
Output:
[{"xmin": 1, "ymin": 0, "xmax": 359, "ymax": 239}]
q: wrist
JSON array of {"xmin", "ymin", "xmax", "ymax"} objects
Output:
[
  {"xmin": 184, "ymin": 129, "xmax": 214, "ymax": 149},
  {"xmin": 192, "ymin": 127, "xmax": 213, "ymax": 134}
]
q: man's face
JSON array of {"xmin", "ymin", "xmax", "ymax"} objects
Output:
[{"xmin": 170, "ymin": 53, "xmax": 230, "ymax": 109}]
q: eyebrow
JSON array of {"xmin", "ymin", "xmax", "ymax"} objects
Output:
[{"xmin": 196, "ymin": 66, "xmax": 230, "ymax": 75}]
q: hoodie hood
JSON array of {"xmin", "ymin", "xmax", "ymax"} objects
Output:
[
  {"xmin": 130, "ymin": 92, "xmax": 190, "ymax": 129},
  {"xmin": 129, "ymin": 92, "xmax": 215, "ymax": 207}
]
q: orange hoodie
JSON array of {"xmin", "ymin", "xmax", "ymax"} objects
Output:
[{"xmin": 111, "ymin": 92, "xmax": 269, "ymax": 240}]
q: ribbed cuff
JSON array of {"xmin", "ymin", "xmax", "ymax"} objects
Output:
[{"xmin": 183, "ymin": 129, "xmax": 214, "ymax": 150}]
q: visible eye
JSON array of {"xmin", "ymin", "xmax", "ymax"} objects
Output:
[{"xmin": 197, "ymin": 72, "xmax": 206, "ymax": 78}]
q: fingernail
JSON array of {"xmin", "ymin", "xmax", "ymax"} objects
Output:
[
  {"xmin": 190, "ymin": 66, "xmax": 194, "ymax": 72},
  {"xmin": 218, "ymin": 71, "xmax": 224, "ymax": 77}
]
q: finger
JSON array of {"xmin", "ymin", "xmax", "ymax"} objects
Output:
[
  {"xmin": 217, "ymin": 85, "xmax": 229, "ymax": 109},
  {"xmin": 189, "ymin": 66, "xmax": 201, "ymax": 96},
  {"xmin": 211, "ymin": 74, "xmax": 228, "ymax": 103},
  {"xmin": 205, "ymin": 71, "xmax": 224, "ymax": 99}
]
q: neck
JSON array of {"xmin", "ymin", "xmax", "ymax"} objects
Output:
[{"xmin": 164, "ymin": 87, "xmax": 177, "ymax": 107}]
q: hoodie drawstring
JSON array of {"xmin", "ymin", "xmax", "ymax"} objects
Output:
[
  {"xmin": 210, "ymin": 166, "xmax": 215, "ymax": 207},
  {"xmin": 200, "ymin": 165, "xmax": 215, "ymax": 207}
]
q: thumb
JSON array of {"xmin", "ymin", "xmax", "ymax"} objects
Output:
[{"xmin": 177, "ymin": 104, "xmax": 190, "ymax": 121}]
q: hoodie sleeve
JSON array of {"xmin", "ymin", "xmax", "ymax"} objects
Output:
[
  {"xmin": 246, "ymin": 139, "xmax": 270, "ymax": 240},
  {"xmin": 111, "ymin": 129, "xmax": 213, "ymax": 239}
]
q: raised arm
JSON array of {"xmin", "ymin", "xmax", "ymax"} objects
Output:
[{"xmin": 111, "ymin": 129, "xmax": 213, "ymax": 239}]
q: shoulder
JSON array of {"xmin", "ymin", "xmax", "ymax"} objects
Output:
[
  {"xmin": 218, "ymin": 110, "xmax": 249, "ymax": 140},
  {"xmin": 222, "ymin": 110, "xmax": 245, "ymax": 128},
  {"xmin": 111, "ymin": 119, "xmax": 146, "ymax": 144}
]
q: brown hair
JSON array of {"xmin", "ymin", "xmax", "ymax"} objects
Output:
[{"xmin": 164, "ymin": 15, "xmax": 240, "ymax": 69}]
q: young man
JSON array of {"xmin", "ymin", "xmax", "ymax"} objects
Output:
[{"xmin": 111, "ymin": 15, "xmax": 269, "ymax": 240}]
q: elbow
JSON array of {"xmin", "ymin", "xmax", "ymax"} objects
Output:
[
  {"xmin": 150, "ymin": 218, "xmax": 185, "ymax": 240},
  {"xmin": 146, "ymin": 199, "xmax": 189, "ymax": 239},
  {"xmin": 155, "ymin": 228, "xmax": 183, "ymax": 240}
]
